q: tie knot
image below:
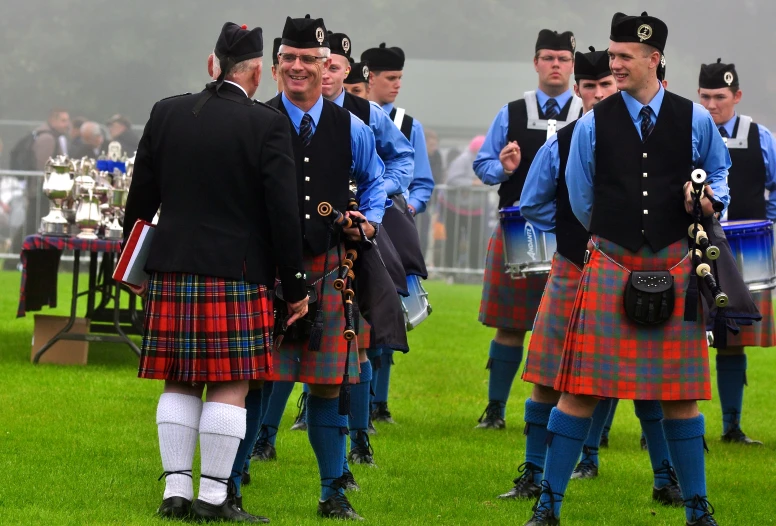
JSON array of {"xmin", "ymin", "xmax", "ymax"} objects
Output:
[
  {"xmin": 718, "ymin": 126, "xmax": 729, "ymax": 138},
  {"xmin": 301, "ymin": 113, "xmax": 313, "ymax": 125},
  {"xmin": 640, "ymin": 106, "xmax": 652, "ymax": 118},
  {"xmin": 545, "ymin": 98, "xmax": 560, "ymax": 119}
]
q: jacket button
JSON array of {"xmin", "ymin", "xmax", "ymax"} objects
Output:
[
  {"xmin": 305, "ymin": 214, "xmax": 310, "ymax": 219},
  {"xmin": 643, "ymin": 191, "xmax": 648, "ymax": 196},
  {"xmin": 643, "ymin": 153, "xmax": 648, "ymax": 158},
  {"xmin": 643, "ymin": 172, "xmax": 648, "ymax": 178},
  {"xmin": 305, "ymin": 196, "xmax": 310, "ymax": 201},
  {"xmin": 643, "ymin": 209, "xmax": 648, "ymax": 215},
  {"xmin": 305, "ymin": 176, "xmax": 310, "ymax": 182},
  {"xmin": 304, "ymin": 157, "xmax": 309, "ymax": 163}
]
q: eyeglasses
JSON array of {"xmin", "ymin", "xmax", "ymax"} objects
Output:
[
  {"xmin": 279, "ymin": 53, "xmax": 327, "ymax": 65},
  {"xmin": 538, "ymin": 55, "xmax": 573, "ymax": 64}
]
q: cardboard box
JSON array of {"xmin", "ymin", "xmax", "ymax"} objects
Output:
[{"xmin": 30, "ymin": 315, "xmax": 89, "ymax": 365}]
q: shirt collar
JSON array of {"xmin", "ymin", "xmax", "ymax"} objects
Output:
[
  {"xmin": 719, "ymin": 113, "xmax": 738, "ymax": 137},
  {"xmin": 332, "ymin": 88, "xmax": 346, "ymax": 107},
  {"xmin": 535, "ymin": 88, "xmax": 573, "ymax": 113},
  {"xmin": 280, "ymin": 92, "xmax": 324, "ymax": 130},
  {"xmin": 381, "ymin": 102, "xmax": 395, "ymax": 115},
  {"xmin": 621, "ymin": 82, "xmax": 665, "ymax": 122},
  {"xmin": 223, "ymin": 80, "xmax": 248, "ymax": 97}
]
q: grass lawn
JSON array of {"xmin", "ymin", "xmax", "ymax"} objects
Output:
[{"xmin": 0, "ymin": 269, "xmax": 775, "ymax": 525}]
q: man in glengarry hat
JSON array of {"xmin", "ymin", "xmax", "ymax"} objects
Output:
[
  {"xmin": 522, "ymin": 12, "xmax": 730, "ymax": 526},
  {"xmin": 698, "ymin": 58, "xmax": 776, "ymax": 447},
  {"xmin": 123, "ymin": 21, "xmax": 308, "ymax": 523},
  {"xmin": 344, "ymin": 58, "xmax": 369, "ymax": 98},
  {"xmin": 472, "ymin": 29, "xmax": 582, "ymax": 433}
]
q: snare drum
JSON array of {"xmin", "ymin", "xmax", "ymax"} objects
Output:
[
  {"xmin": 499, "ymin": 206, "xmax": 556, "ymax": 278},
  {"xmin": 720, "ymin": 220, "xmax": 776, "ymax": 291},
  {"xmin": 400, "ymin": 274, "xmax": 432, "ymax": 330}
]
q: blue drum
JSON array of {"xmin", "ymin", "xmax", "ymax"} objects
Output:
[
  {"xmin": 400, "ymin": 274, "xmax": 432, "ymax": 330},
  {"xmin": 720, "ymin": 220, "xmax": 776, "ymax": 291},
  {"xmin": 499, "ymin": 206, "xmax": 556, "ymax": 278}
]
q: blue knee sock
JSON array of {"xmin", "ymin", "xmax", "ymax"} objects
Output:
[
  {"xmin": 603, "ymin": 399, "xmax": 618, "ymax": 440},
  {"xmin": 261, "ymin": 381, "xmax": 295, "ymax": 445},
  {"xmin": 580, "ymin": 398, "xmax": 612, "ymax": 468},
  {"xmin": 374, "ymin": 348, "xmax": 394, "ymax": 405},
  {"xmin": 260, "ymin": 382, "xmax": 273, "ymax": 422},
  {"xmin": 634, "ymin": 400, "xmax": 672, "ymax": 488},
  {"xmin": 539, "ymin": 408, "xmax": 592, "ymax": 517},
  {"xmin": 716, "ymin": 354, "xmax": 747, "ymax": 433},
  {"xmin": 230, "ymin": 388, "xmax": 263, "ymax": 497},
  {"xmin": 349, "ymin": 362, "xmax": 373, "ymax": 448},
  {"xmin": 308, "ymin": 395, "xmax": 348, "ymax": 501},
  {"xmin": 367, "ymin": 347, "xmax": 382, "ymax": 410},
  {"xmin": 487, "ymin": 341, "xmax": 523, "ymax": 418},
  {"xmin": 663, "ymin": 414, "xmax": 707, "ymax": 522},
  {"xmin": 524, "ymin": 398, "xmax": 555, "ymax": 483}
]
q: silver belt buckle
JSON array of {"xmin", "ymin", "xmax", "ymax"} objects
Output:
[{"xmin": 583, "ymin": 249, "xmax": 591, "ymax": 265}]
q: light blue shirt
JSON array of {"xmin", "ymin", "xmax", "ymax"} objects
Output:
[
  {"xmin": 718, "ymin": 113, "xmax": 776, "ymax": 220},
  {"xmin": 566, "ymin": 84, "xmax": 731, "ymax": 230},
  {"xmin": 281, "ymin": 92, "xmax": 387, "ymax": 223},
  {"xmin": 473, "ymin": 88, "xmax": 575, "ymax": 186},
  {"xmin": 332, "ymin": 89, "xmax": 415, "ymax": 196},
  {"xmin": 520, "ymin": 133, "xmax": 561, "ymax": 232},
  {"xmin": 380, "ymin": 102, "xmax": 435, "ymax": 214}
]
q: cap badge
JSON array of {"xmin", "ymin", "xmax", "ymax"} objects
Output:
[
  {"xmin": 342, "ymin": 37, "xmax": 350, "ymax": 53},
  {"xmin": 724, "ymin": 71, "xmax": 734, "ymax": 86},
  {"xmin": 362, "ymin": 65, "xmax": 369, "ymax": 80},
  {"xmin": 637, "ymin": 24, "xmax": 652, "ymax": 42},
  {"xmin": 315, "ymin": 27, "xmax": 325, "ymax": 45},
  {"xmin": 660, "ymin": 55, "xmax": 666, "ymax": 67},
  {"xmin": 570, "ymin": 35, "xmax": 576, "ymax": 51}
]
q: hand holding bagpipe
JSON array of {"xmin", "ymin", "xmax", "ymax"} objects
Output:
[{"xmin": 317, "ymin": 202, "xmax": 374, "ymax": 243}]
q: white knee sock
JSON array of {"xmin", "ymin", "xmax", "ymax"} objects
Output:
[
  {"xmin": 198, "ymin": 402, "xmax": 247, "ymax": 505},
  {"xmin": 156, "ymin": 393, "xmax": 203, "ymax": 501}
]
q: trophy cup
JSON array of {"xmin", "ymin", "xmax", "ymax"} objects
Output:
[
  {"xmin": 39, "ymin": 155, "xmax": 75, "ymax": 236},
  {"xmin": 73, "ymin": 175, "xmax": 102, "ymax": 239},
  {"xmin": 104, "ymin": 170, "xmax": 128, "ymax": 240}
]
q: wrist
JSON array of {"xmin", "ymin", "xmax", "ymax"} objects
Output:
[{"xmin": 368, "ymin": 221, "xmax": 379, "ymax": 239}]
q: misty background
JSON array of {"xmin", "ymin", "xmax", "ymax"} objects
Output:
[{"xmin": 2, "ymin": 0, "xmax": 775, "ymax": 148}]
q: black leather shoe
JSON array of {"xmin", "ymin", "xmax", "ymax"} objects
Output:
[
  {"xmin": 157, "ymin": 496, "xmax": 192, "ymax": 519},
  {"xmin": 476, "ymin": 400, "xmax": 506, "ymax": 429},
  {"xmin": 498, "ymin": 462, "xmax": 543, "ymax": 500},
  {"xmin": 338, "ymin": 470, "xmax": 360, "ymax": 492},
  {"xmin": 191, "ymin": 497, "xmax": 268, "ymax": 523},
  {"xmin": 721, "ymin": 426, "xmax": 763, "ymax": 445},
  {"xmin": 653, "ymin": 483, "xmax": 683, "ymax": 507},
  {"xmin": 317, "ymin": 493, "xmax": 364, "ymax": 520},
  {"xmin": 686, "ymin": 495, "xmax": 719, "ymax": 525},
  {"xmin": 242, "ymin": 470, "xmax": 251, "ymax": 486},
  {"xmin": 290, "ymin": 392, "xmax": 308, "ymax": 431},
  {"xmin": 348, "ymin": 431, "xmax": 376, "ymax": 466},
  {"xmin": 251, "ymin": 426, "xmax": 278, "ymax": 461},
  {"xmin": 367, "ymin": 416, "xmax": 377, "ymax": 435},
  {"xmin": 371, "ymin": 402, "xmax": 395, "ymax": 424},
  {"xmin": 523, "ymin": 482, "xmax": 562, "ymax": 525},
  {"xmin": 570, "ymin": 461, "xmax": 598, "ymax": 480}
]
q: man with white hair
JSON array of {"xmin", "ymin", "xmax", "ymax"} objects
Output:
[{"xmin": 69, "ymin": 121, "xmax": 104, "ymax": 159}]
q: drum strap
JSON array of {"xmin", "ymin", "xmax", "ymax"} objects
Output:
[
  {"xmin": 392, "ymin": 107, "xmax": 406, "ymax": 130},
  {"xmin": 523, "ymin": 91, "xmax": 583, "ymax": 134},
  {"xmin": 724, "ymin": 115, "xmax": 752, "ymax": 150}
]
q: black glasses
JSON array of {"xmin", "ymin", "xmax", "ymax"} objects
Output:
[{"xmin": 279, "ymin": 53, "xmax": 327, "ymax": 65}]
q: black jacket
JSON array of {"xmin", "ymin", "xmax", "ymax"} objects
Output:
[{"xmin": 123, "ymin": 82, "xmax": 307, "ymax": 302}]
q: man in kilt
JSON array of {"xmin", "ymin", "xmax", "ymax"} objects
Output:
[
  {"xmin": 123, "ymin": 22, "xmax": 309, "ymax": 523},
  {"xmin": 501, "ymin": 46, "xmax": 682, "ymax": 508},
  {"xmin": 697, "ymin": 59, "xmax": 776, "ymax": 446},
  {"xmin": 264, "ymin": 15, "xmax": 387, "ymax": 520},
  {"xmin": 472, "ymin": 29, "xmax": 583, "ymax": 429},
  {"xmin": 522, "ymin": 12, "xmax": 731, "ymax": 526}
]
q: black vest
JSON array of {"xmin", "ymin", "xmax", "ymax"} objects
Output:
[
  {"xmin": 591, "ymin": 91, "xmax": 694, "ymax": 252},
  {"xmin": 556, "ymin": 121, "xmax": 589, "ymax": 267},
  {"xmin": 267, "ymin": 95, "xmax": 352, "ymax": 255},
  {"xmin": 343, "ymin": 92, "xmax": 371, "ymax": 125},
  {"xmin": 502, "ymin": 96, "xmax": 577, "ymax": 208},
  {"xmin": 388, "ymin": 107, "xmax": 414, "ymax": 141},
  {"xmin": 726, "ymin": 116, "xmax": 766, "ymax": 220}
]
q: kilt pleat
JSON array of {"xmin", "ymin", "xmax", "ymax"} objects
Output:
[
  {"xmin": 139, "ymin": 272, "xmax": 274, "ymax": 382},
  {"xmin": 268, "ymin": 247, "xmax": 361, "ymax": 385},
  {"xmin": 479, "ymin": 222, "xmax": 548, "ymax": 331},
  {"xmin": 523, "ymin": 253, "xmax": 583, "ymax": 388},
  {"xmin": 725, "ymin": 289, "xmax": 776, "ymax": 348},
  {"xmin": 554, "ymin": 237, "xmax": 711, "ymax": 401},
  {"xmin": 358, "ymin": 315, "xmax": 372, "ymax": 350}
]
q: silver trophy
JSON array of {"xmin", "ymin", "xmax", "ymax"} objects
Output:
[
  {"xmin": 73, "ymin": 175, "xmax": 102, "ymax": 239},
  {"xmin": 104, "ymin": 169, "xmax": 128, "ymax": 239},
  {"xmin": 39, "ymin": 156, "xmax": 75, "ymax": 235}
]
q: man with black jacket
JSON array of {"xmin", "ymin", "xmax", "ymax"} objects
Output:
[{"xmin": 123, "ymin": 22, "xmax": 308, "ymax": 524}]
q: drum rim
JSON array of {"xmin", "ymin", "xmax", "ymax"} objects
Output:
[{"xmin": 720, "ymin": 219, "xmax": 774, "ymax": 230}]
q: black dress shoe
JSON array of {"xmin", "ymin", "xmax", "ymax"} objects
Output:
[
  {"xmin": 338, "ymin": 470, "xmax": 361, "ymax": 492},
  {"xmin": 191, "ymin": 497, "xmax": 269, "ymax": 523},
  {"xmin": 290, "ymin": 392, "xmax": 308, "ymax": 431},
  {"xmin": 371, "ymin": 402, "xmax": 395, "ymax": 424},
  {"xmin": 498, "ymin": 462, "xmax": 543, "ymax": 500},
  {"xmin": 476, "ymin": 400, "xmax": 506, "ymax": 429},
  {"xmin": 523, "ymin": 482, "xmax": 562, "ymax": 525},
  {"xmin": 570, "ymin": 461, "xmax": 598, "ymax": 480},
  {"xmin": 317, "ymin": 493, "xmax": 364, "ymax": 520},
  {"xmin": 251, "ymin": 426, "xmax": 278, "ymax": 461},
  {"xmin": 686, "ymin": 495, "xmax": 719, "ymax": 526},
  {"xmin": 157, "ymin": 496, "xmax": 192, "ymax": 519},
  {"xmin": 653, "ymin": 483, "xmax": 683, "ymax": 507},
  {"xmin": 721, "ymin": 426, "xmax": 763, "ymax": 445},
  {"xmin": 348, "ymin": 431, "xmax": 376, "ymax": 466}
]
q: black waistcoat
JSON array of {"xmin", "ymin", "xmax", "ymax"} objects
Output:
[
  {"xmin": 343, "ymin": 91, "xmax": 371, "ymax": 125},
  {"xmin": 502, "ymin": 96, "xmax": 577, "ymax": 208},
  {"xmin": 388, "ymin": 107, "xmax": 414, "ymax": 141},
  {"xmin": 591, "ymin": 91, "xmax": 693, "ymax": 252},
  {"xmin": 556, "ymin": 121, "xmax": 589, "ymax": 267},
  {"xmin": 267, "ymin": 95, "xmax": 352, "ymax": 255},
  {"xmin": 727, "ymin": 116, "xmax": 766, "ymax": 220}
]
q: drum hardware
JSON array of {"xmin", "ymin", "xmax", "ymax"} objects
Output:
[
  {"xmin": 499, "ymin": 206, "xmax": 556, "ymax": 278},
  {"xmin": 401, "ymin": 274, "xmax": 432, "ymax": 330}
]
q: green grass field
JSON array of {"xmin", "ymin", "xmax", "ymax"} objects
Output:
[{"xmin": 1, "ymin": 270, "xmax": 775, "ymax": 525}]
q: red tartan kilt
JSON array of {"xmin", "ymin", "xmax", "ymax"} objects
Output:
[
  {"xmin": 479, "ymin": 222, "xmax": 548, "ymax": 331},
  {"xmin": 725, "ymin": 289, "xmax": 776, "ymax": 348},
  {"xmin": 268, "ymin": 247, "xmax": 360, "ymax": 385},
  {"xmin": 555, "ymin": 236, "xmax": 711, "ymax": 401},
  {"xmin": 523, "ymin": 253, "xmax": 582, "ymax": 388},
  {"xmin": 138, "ymin": 272, "xmax": 274, "ymax": 383},
  {"xmin": 358, "ymin": 315, "xmax": 372, "ymax": 349}
]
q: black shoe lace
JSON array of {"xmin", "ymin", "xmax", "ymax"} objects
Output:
[
  {"xmin": 478, "ymin": 401, "xmax": 503, "ymax": 423},
  {"xmin": 579, "ymin": 445, "xmax": 598, "ymax": 465},
  {"xmin": 158, "ymin": 469, "xmax": 192, "ymax": 481},
  {"xmin": 294, "ymin": 392, "xmax": 308, "ymax": 423},
  {"xmin": 530, "ymin": 481, "xmax": 562, "ymax": 521},
  {"xmin": 513, "ymin": 462, "xmax": 542, "ymax": 489},
  {"xmin": 687, "ymin": 495, "xmax": 717, "ymax": 524},
  {"xmin": 252, "ymin": 425, "xmax": 277, "ymax": 456},
  {"xmin": 654, "ymin": 459, "xmax": 679, "ymax": 486},
  {"xmin": 352, "ymin": 430, "xmax": 374, "ymax": 456}
]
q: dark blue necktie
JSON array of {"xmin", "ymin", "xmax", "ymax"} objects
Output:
[
  {"xmin": 718, "ymin": 126, "xmax": 729, "ymax": 138},
  {"xmin": 300, "ymin": 113, "xmax": 313, "ymax": 147},
  {"xmin": 640, "ymin": 106, "xmax": 654, "ymax": 142},
  {"xmin": 544, "ymin": 98, "xmax": 560, "ymax": 119}
]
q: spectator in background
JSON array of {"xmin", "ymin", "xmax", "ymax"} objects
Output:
[
  {"xmin": 425, "ymin": 128, "xmax": 445, "ymax": 184},
  {"xmin": 68, "ymin": 116, "xmax": 87, "ymax": 157},
  {"xmin": 106, "ymin": 114, "xmax": 140, "ymax": 155},
  {"xmin": 441, "ymin": 135, "xmax": 487, "ymax": 270},
  {"xmin": 70, "ymin": 121, "xmax": 104, "ymax": 159},
  {"xmin": 33, "ymin": 108, "xmax": 71, "ymax": 169}
]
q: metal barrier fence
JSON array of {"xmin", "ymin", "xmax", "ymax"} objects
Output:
[{"xmin": 0, "ymin": 169, "xmax": 46, "ymax": 263}]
